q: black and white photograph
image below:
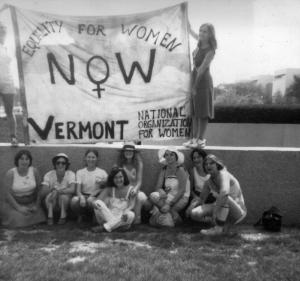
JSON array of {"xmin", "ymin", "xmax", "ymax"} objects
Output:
[{"xmin": 0, "ymin": 0, "xmax": 299, "ymax": 280}]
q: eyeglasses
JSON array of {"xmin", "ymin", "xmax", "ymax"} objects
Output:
[
  {"xmin": 164, "ymin": 153, "xmax": 175, "ymax": 157},
  {"xmin": 56, "ymin": 161, "xmax": 66, "ymax": 166}
]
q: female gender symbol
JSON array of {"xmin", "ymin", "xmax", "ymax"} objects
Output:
[{"xmin": 86, "ymin": 55, "xmax": 110, "ymax": 99}]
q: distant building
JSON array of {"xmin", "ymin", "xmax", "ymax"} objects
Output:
[
  {"xmin": 250, "ymin": 75, "xmax": 273, "ymax": 88},
  {"xmin": 272, "ymin": 68, "xmax": 300, "ymax": 97}
]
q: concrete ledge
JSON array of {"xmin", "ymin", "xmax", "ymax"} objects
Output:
[{"xmin": 1, "ymin": 143, "xmax": 299, "ymax": 225}]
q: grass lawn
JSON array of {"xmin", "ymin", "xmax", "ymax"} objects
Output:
[{"xmin": 0, "ymin": 222, "xmax": 299, "ymax": 281}]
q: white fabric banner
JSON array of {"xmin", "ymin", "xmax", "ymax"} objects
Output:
[{"xmin": 15, "ymin": 3, "xmax": 191, "ymax": 143}]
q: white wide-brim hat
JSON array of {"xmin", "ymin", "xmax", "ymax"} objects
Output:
[{"xmin": 158, "ymin": 146, "xmax": 184, "ymax": 165}]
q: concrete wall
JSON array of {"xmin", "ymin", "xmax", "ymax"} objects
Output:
[
  {"xmin": 144, "ymin": 123, "xmax": 300, "ymax": 148},
  {"xmin": 1, "ymin": 143, "xmax": 300, "ymax": 225}
]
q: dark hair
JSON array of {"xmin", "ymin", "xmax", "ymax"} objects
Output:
[
  {"xmin": 14, "ymin": 150, "xmax": 32, "ymax": 167},
  {"xmin": 190, "ymin": 148, "xmax": 207, "ymax": 161},
  {"xmin": 119, "ymin": 148, "xmax": 140, "ymax": 167},
  {"xmin": 203, "ymin": 154, "xmax": 225, "ymax": 174},
  {"xmin": 52, "ymin": 156, "xmax": 70, "ymax": 170},
  {"xmin": 84, "ymin": 149, "xmax": 99, "ymax": 158},
  {"xmin": 106, "ymin": 166, "xmax": 129, "ymax": 187},
  {"xmin": 198, "ymin": 23, "xmax": 217, "ymax": 51}
]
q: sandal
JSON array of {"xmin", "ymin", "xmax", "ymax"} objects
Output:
[{"xmin": 11, "ymin": 136, "xmax": 18, "ymax": 147}]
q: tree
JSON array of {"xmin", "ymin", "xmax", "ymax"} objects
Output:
[{"xmin": 286, "ymin": 75, "xmax": 300, "ymax": 103}]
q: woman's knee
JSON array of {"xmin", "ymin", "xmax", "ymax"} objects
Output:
[
  {"xmin": 58, "ymin": 195, "xmax": 71, "ymax": 206},
  {"xmin": 125, "ymin": 211, "xmax": 135, "ymax": 224},
  {"xmin": 71, "ymin": 196, "xmax": 79, "ymax": 205},
  {"xmin": 93, "ymin": 199, "xmax": 106, "ymax": 210},
  {"xmin": 190, "ymin": 206, "xmax": 205, "ymax": 220},
  {"xmin": 70, "ymin": 196, "xmax": 80, "ymax": 210},
  {"xmin": 137, "ymin": 191, "xmax": 147, "ymax": 203},
  {"xmin": 45, "ymin": 194, "xmax": 53, "ymax": 207},
  {"xmin": 149, "ymin": 192, "xmax": 160, "ymax": 204}
]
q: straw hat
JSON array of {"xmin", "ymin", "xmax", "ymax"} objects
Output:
[
  {"xmin": 121, "ymin": 141, "xmax": 136, "ymax": 152},
  {"xmin": 158, "ymin": 146, "xmax": 184, "ymax": 165},
  {"xmin": 204, "ymin": 154, "xmax": 225, "ymax": 169}
]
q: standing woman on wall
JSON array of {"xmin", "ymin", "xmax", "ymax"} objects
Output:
[
  {"xmin": 184, "ymin": 23, "xmax": 217, "ymax": 148},
  {"xmin": 0, "ymin": 21, "xmax": 18, "ymax": 145}
]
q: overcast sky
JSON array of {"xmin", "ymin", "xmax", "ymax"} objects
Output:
[{"xmin": 0, "ymin": 0, "xmax": 299, "ymax": 85}]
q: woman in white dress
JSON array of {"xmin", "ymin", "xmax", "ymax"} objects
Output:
[
  {"xmin": 1, "ymin": 150, "xmax": 46, "ymax": 227},
  {"xmin": 149, "ymin": 147, "xmax": 190, "ymax": 227},
  {"xmin": 92, "ymin": 167, "xmax": 136, "ymax": 232}
]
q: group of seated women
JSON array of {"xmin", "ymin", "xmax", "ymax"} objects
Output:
[{"xmin": 0, "ymin": 143, "xmax": 247, "ymax": 235}]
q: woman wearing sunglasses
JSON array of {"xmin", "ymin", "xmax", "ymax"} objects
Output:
[{"xmin": 42, "ymin": 153, "xmax": 76, "ymax": 225}]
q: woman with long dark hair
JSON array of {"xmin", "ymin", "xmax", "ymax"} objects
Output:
[
  {"xmin": 184, "ymin": 23, "xmax": 217, "ymax": 148},
  {"xmin": 92, "ymin": 167, "xmax": 136, "ymax": 232}
]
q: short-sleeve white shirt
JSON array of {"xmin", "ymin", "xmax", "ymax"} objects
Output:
[
  {"xmin": 76, "ymin": 167, "xmax": 108, "ymax": 195},
  {"xmin": 42, "ymin": 170, "xmax": 76, "ymax": 191}
]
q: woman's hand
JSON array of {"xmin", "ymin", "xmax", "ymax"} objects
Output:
[
  {"xmin": 129, "ymin": 187, "xmax": 138, "ymax": 198},
  {"xmin": 160, "ymin": 203, "xmax": 170, "ymax": 213},
  {"xmin": 18, "ymin": 205, "xmax": 32, "ymax": 215},
  {"xmin": 29, "ymin": 205, "xmax": 37, "ymax": 213},
  {"xmin": 48, "ymin": 190, "xmax": 58, "ymax": 202},
  {"xmin": 121, "ymin": 213, "xmax": 128, "ymax": 222},
  {"xmin": 158, "ymin": 189, "xmax": 167, "ymax": 199},
  {"xmin": 95, "ymin": 177, "xmax": 105, "ymax": 187}
]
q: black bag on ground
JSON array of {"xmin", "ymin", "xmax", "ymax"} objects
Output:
[{"xmin": 254, "ymin": 206, "xmax": 282, "ymax": 232}]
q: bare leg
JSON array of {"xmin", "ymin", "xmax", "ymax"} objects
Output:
[
  {"xmin": 192, "ymin": 116, "xmax": 199, "ymax": 139},
  {"xmin": 149, "ymin": 192, "xmax": 166, "ymax": 209},
  {"xmin": 198, "ymin": 117, "xmax": 208, "ymax": 140},
  {"xmin": 2, "ymin": 94, "xmax": 17, "ymax": 144},
  {"xmin": 70, "ymin": 196, "xmax": 81, "ymax": 216},
  {"xmin": 47, "ymin": 203, "xmax": 53, "ymax": 218},
  {"xmin": 133, "ymin": 191, "xmax": 147, "ymax": 224},
  {"xmin": 191, "ymin": 204, "xmax": 214, "ymax": 222},
  {"xmin": 58, "ymin": 195, "xmax": 70, "ymax": 224}
]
